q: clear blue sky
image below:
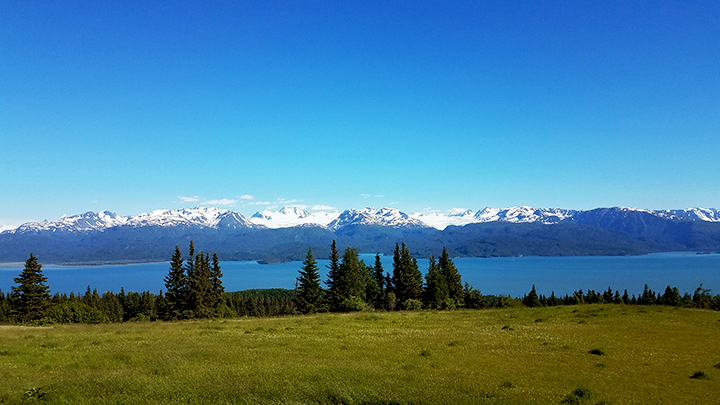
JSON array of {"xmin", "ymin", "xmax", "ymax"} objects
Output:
[{"xmin": 1, "ymin": 1, "xmax": 719, "ymax": 226}]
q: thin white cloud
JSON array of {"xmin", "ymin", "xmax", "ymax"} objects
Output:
[
  {"xmin": 205, "ymin": 198, "xmax": 237, "ymax": 206},
  {"xmin": 389, "ymin": 201, "xmax": 400, "ymax": 206},
  {"xmin": 249, "ymin": 201, "xmax": 271, "ymax": 206},
  {"xmin": 361, "ymin": 194, "xmax": 371, "ymax": 198},
  {"xmin": 239, "ymin": 194, "xmax": 254, "ymax": 200},
  {"xmin": 277, "ymin": 198, "xmax": 298, "ymax": 204},
  {"xmin": 287, "ymin": 204, "xmax": 308, "ymax": 210},
  {"xmin": 179, "ymin": 195, "xmax": 201, "ymax": 203},
  {"xmin": 312, "ymin": 204, "xmax": 335, "ymax": 211},
  {"xmin": 375, "ymin": 195, "xmax": 384, "ymax": 198}
]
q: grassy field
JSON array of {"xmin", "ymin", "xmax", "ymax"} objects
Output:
[{"xmin": 1, "ymin": 305, "xmax": 719, "ymax": 404}]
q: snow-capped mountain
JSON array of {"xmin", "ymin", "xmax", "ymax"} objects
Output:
[
  {"xmin": 410, "ymin": 209, "xmax": 477, "ymax": 230},
  {"xmin": 3, "ymin": 205, "xmax": 720, "ymax": 264},
  {"xmin": 474, "ymin": 206, "xmax": 578, "ymax": 224},
  {"xmin": 664, "ymin": 208, "xmax": 720, "ymax": 222},
  {"xmin": 125, "ymin": 206, "xmax": 256, "ymax": 229},
  {"xmin": 5, "ymin": 206, "xmax": 720, "ymax": 235},
  {"xmin": 7, "ymin": 207, "xmax": 255, "ymax": 234},
  {"xmin": 328, "ymin": 207, "xmax": 428, "ymax": 231},
  {"xmin": 249, "ymin": 207, "xmax": 339, "ymax": 229},
  {"xmin": 13, "ymin": 211, "xmax": 128, "ymax": 233}
]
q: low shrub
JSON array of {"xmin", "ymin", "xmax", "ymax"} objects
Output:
[
  {"xmin": 690, "ymin": 371, "xmax": 709, "ymax": 380},
  {"xmin": 588, "ymin": 348, "xmax": 606, "ymax": 356},
  {"xmin": 339, "ymin": 296, "xmax": 366, "ymax": 312},
  {"xmin": 47, "ymin": 302, "xmax": 103, "ymax": 324},
  {"xmin": 561, "ymin": 386, "xmax": 593, "ymax": 403},
  {"xmin": 403, "ymin": 299, "xmax": 423, "ymax": 311}
]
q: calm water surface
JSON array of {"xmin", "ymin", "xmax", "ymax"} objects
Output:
[{"xmin": 1, "ymin": 253, "xmax": 718, "ymax": 297}]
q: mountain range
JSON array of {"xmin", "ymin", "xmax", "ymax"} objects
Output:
[{"xmin": 1, "ymin": 206, "xmax": 719, "ymax": 264}]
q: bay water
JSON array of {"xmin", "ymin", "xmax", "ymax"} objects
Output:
[{"xmin": 1, "ymin": 252, "xmax": 718, "ymax": 298}]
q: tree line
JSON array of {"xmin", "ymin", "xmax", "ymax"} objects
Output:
[
  {"xmin": 295, "ymin": 241, "xmax": 471, "ymax": 313},
  {"xmin": 2, "ymin": 242, "xmax": 719, "ymax": 324}
]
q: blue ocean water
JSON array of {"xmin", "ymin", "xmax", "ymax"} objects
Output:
[{"xmin": 1, "ymin": 252, "xmax": 718, "ymax": 298}]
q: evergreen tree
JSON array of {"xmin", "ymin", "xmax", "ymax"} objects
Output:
[
  {"xmin": 11, "ymin": 253, "xmax": 51, "ymax": 322},
  {"xmin": 463, "ymin": 282, "xmax": 485, "ymax": 309},
  {"xmin": 185, "ymin": 241, "xmax": 196, "ymax": 287},
  {"xmin": 295, "ymin": 249, "xmax": 324, "ymax": 314},
  {"xmin": 324, "ymin": 240, "xmax": 341, "ymax": 310},
  {"xmin": 187, "ymin": 252, "xmax": 213, "ymax": 316},
  {"xmin": 209, "ymin": 252, "xmax": 225, "ymax": 308},
  {"xmin": 336, "ymin": 247, "xmax": 366, "ymax": 305},
  {"xmin": 423, "ymin": 256, "xmax": 448, "ymax": 309},
  {"xmin": 163, "ymin": 246, "xmax": 186, "ymax": 317},
  {"xmin": 622, "ymin": 289, "xmax": 630, "ymax": 304},
  {"xmin": 394, "ymin": 243, "xmax": 423, "ymax": 306},
  {"xmin": 390, "ymin": 243, "xmax": 401, "ymax": 295},
  {"xmin": 522, "ymin": 285, "xmax": 542, "ymax": 307},
  {"xmin": 371, "ymin": 253, "xmax": 386, "ymax": 309},
  {"xmin": 439, "ymin": 247, "xmax": 463, "ymax": 302}
]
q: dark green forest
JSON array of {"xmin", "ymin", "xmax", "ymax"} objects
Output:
[{"xmin": 2, "ymin": 241, "xmax": 720, "ymax": 325}]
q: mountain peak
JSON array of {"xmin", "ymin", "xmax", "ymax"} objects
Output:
[{"xmin": 328, "ymin": 207, "xmax": 428, "ymax": 231}]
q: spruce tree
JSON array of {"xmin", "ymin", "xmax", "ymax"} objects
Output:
[
  {"xmin": 324, "ymin": 240, "xmax": 341, "ymax": 311},
  {"xmin": 439, "ymin": 247, "xmax": 463, "ymax": 301},
  {"xmin": 372, "ymin": 253, "xmax": 386, "ymax": 309},
  {"xmin": 10, "ymin": 253, "xmax": 51, "ymax": 322},
  {"xmin": 391, "ymin": 243, "xmax": 401, "ymax": 295},
  {"xmin": 522, "ymin": 285, "xmax": 542, "ymax": 307},
  {"xmin": 295, "ymin": 249, "xmax": 324, "ymax": 314},
  {"xmin": 337, "ymin": 247, "xmax": 365, "ymax": 304},
  {"xmin": 185, "ymin": 241, "xmax": 196, "ymax": 286},
  {"xmin": 395, "ymin": 243, "xmax": 423, "ymax": 306},
  {"xmin": 163, "ymin": 246, "xmax": 186, "ymax": 317},
  {"xmin": 423, "ymin": 256, "xmax": 448, "ymax": 309},
  {"xmin": 210, "ymin": 253, "xmax": 225, "ymax": 308},
  {"xmin": 187, "ymin": 251, "xmax": 212, "ymax": 316}
]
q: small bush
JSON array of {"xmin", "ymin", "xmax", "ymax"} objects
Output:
[
  {"xmin": 130, "ymin": 314, "xmax": 150, "ymax": 323},
  {"xmin": 419, "ymin": 349, "xmax": 431, "ymax": 357},
  {"xmin": 713, "ymin": 363, "xmax": 720, "ymax": 369},
  {"xmin": 501, "ymin": 381, "xmax": 515, "ymax": 389},
  {"xmin": 403, "ymin": 299, "xmax": 423, "ymax": 311},
  {"xmin": 440, "ymin": 298, "xmax": 458, "ymax": 310},
  {"xmin": 24, "ymin": 387, "xmax": 47, "ymax": 401},
  {"xmin": 47, "ymin": 302, "xmax": 103, "ymax": 324},
  {"xmin": 690, "ymin": 371, "xmax": 709, "ymax": 380},
  {"xmin": 561, "ymin": 386, "xmax": 593, "ymax": 404},
  {"xmin": 448, "ymin": 340, "xmax": 464, "ymax": 347},
  {"xmin": 339, "ymin": 296, "xmax": 366, "ymax": 312},
  {"xmin": 501, "ymin": 325, "xmax": 513, "ymax": 331},
  {"xmin": 588, "ymin": 349, "xmax": 605, "ymax": 356}
]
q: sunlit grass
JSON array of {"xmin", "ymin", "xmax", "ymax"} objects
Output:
[{"xmin": 1, "ymin": 305, "xmax": 719, "ymax": 404}]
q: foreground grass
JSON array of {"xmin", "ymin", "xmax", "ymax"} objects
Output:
[{"xmin": 1, "ymin": 305, "xmax": 719, "ymax": 404}]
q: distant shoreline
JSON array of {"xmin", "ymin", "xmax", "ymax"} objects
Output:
[
  {"xmin": 1, "ymin": 251, "xmax": 718, "ymax": 269},
  {"xmin": 0, "ymin": 260, "xmax": 169, "ymax": 269}
]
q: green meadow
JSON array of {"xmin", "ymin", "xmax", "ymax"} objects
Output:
[{"xmin": 1, "ymin": 305, "xmax": 719, "ymax": 404}]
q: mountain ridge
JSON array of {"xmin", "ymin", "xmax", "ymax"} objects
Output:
[
  {"xmin": 2, "ymin": 205, "xmax": 719, "ymax": 264},
  {"xmin": 5, "ymin": 205, "xmax": 720, "ymax": 234}
]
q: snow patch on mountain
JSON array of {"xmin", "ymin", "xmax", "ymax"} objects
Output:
[
  {"xmin": 664, "ymin": 208, "xmax": 720, "ymax": 222},
  {"xmin": 410, "ymin": 209, "xmax": 477, "ymax": 230},
  {"xmin": 127, "ymin": 206, "xmax": 233, "ymax": 228},
  {"xmin": 13, "ymin": 211, "xmax": 128, "ymax": 233},
  {"xmin": 249, "ymin": 207, "xmax": 339, "ymax": 228},
  {"xmin": 329, "ymin": 207, "xmax": 428, "ymax": 231},
  {"xmin": 474, "ymin": 207, "xmax": 577, "ymax": 224},
  {"xmin": 0, "ymin": 224, "xmax": 19, "ymax": 233}
]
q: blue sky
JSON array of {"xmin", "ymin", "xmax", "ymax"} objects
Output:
[{"xmin": 1, "ymin": 1, "xmax": 719, "ymax": 226}]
